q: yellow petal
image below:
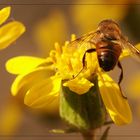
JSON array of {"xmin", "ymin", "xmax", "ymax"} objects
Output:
[
  {"xmin": 24, "ymin": 76, "xmax": 61, "ymax": 114},
  {"xmin": 0, "ymin": 7, "xmax": 11, "ymax": 25},
  {"xmin": 63, "ymin": 78, "xmax": 94, "ymax": 95},
  {"xmin": 135, "ymin": 43, "xmax": 140, "ymax": 50},
  {"xmin": 6, "ymin": 56, "xmax": 46, "ymax": 74},
  {"xmin": 119, "ymin": 49, "xmax": 130, "ymax": 60},
  {"xmin": 98, "ymin": 73, "xmax": 132, "ymax": 125},
  {"xmin": 0, "ymin": 21, "xmax": 25, "ymax": 50},
  {"xmin": 11, "ymin": 67, "xmax": 55, "ymax": 96},
  {"xmin": 120, "ymin": 44, "xmax": 140, "ymax": 60}
]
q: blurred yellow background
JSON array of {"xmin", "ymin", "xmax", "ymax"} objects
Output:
[{"xmin": 0, "ymin": 0, "xmax": 140, "ymax": 140}]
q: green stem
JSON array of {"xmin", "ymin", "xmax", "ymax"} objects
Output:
[
  {"xmin": 82, "ymin": 130, "xmax": 96, "ymax": 140},
  {"xmin": 103, "ymin": 121, "xmax": 113, "ymax": 126}
]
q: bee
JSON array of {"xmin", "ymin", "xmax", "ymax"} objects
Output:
[{"xmin": 70, "ymin": 19, "xmax": 140, "ymax": 99}]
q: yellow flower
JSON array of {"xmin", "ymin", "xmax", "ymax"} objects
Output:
[
  {"xmin": 6, "ymin": 34, "xmax": 132, "ymax": 125},
  {"xmin": 0, "ymin": 7, "xmax": 25, "ymax": 50}
]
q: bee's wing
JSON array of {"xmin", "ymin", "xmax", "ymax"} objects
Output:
[
  {"xmin": 126, "ymin": 42, "xmax": 140, "ymax": 57},
  {"xmin": 68, "ymin": 30, "xmax": 98, "ymax": 50},
  {"xmin": 121, "ymin": 38, "xmax": 140, "ymax": 61},
  {"xmin": 111, "ymin": 37, "xmax": 140, "ymax": 61}
]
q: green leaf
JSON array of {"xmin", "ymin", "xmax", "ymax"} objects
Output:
[{"xmin": 60, "ymin": 75, "xmax": 106, "ymax": 130}]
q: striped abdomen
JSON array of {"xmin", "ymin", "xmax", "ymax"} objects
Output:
[{"xmin": 96, "ymin": 42, "xmax": 122, "ymax": 71}]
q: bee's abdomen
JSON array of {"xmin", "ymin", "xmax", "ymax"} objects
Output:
[{"xmin": 97, "ymin": 45, "xmax": 121, "ymax": 71}]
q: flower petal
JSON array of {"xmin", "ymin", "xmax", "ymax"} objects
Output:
[
  {"xmin": 63, "ymin": 78, "xmax": 94, "ymax": 95},
  {"xmin": 11, "ymin": 67, "xmax": 55, "ymax": 96},
  {"xmin": 0, "ymin": 7, "xmax": 11, "ymax": 25},
  {"xmin": 119, "ymin": 49, "xmax": 130, "ymax": 60},
  {"xmin": 98, "ymin": 73, "xmax": 132, "ymax": 125},
  {"xmin": 119, "ymin": 44, "xmax": 140, "ymax": 60},
  {"xmin": 0, "ymin": 21, "xmax": 25, "ymax": 50},
  {"xmin": 24, "ymin": 76, "xmax": 61, "ymax": 114},
  {"xmin": 6, "ymin": 56, "xmax": 46, "ymax": 74},
  {"xmin": 135, "ymin": 43, "xmax": 140, "ymax": 50}
]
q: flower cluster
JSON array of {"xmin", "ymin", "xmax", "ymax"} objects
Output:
[{"xmin": 6, "ymin": 34, "xmax": 133, "ymax": 126}]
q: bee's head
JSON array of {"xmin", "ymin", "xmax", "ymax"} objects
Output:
[
  {"xmin": 98, "ymin": 19, "xmax": 121, "ymax": 34},
  {"xmin": 97, "ymin": 19, "xmax": 122, "ymax": 40}
]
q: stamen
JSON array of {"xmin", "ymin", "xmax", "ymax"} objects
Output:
[
  {"xmin": 67, "ymin": 58, "xmax": 73, "ymax": 71},
  {"xmin": 50, "ymin": 50, "xmax": 57, "ymax": 63},
  {"xmin": 65, "ymin": 41, "xmax": 69, "ymax": 46},
  {"xmin": 55, "ymin": 42, "xmax": 62, "ymax": 54},
  {"xmin": 71, "ymin": 34, "xmax": 76, "ymax": 41}
]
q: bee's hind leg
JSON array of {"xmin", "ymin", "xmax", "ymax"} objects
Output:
[
  {"xmin": 73, "ymin": 48, "xmax": 96, "ymax": 78},
  {"xmin": 117, "ymin": 61, "xmax": 127, "ymax": 99}
]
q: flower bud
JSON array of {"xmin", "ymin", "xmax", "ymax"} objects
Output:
[{"xmin": 60, "ymin": 75, "xmax": 106, "ymax": 130}]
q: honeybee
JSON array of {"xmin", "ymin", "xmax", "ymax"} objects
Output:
[{"xmin": 70, "ymin": 19, "xmax": 140, "ymax": 99}]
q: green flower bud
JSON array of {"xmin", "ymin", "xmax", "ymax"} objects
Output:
[{"xmin": 60, "ymin": 75, "xmax": 106, "ymax": 130}]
